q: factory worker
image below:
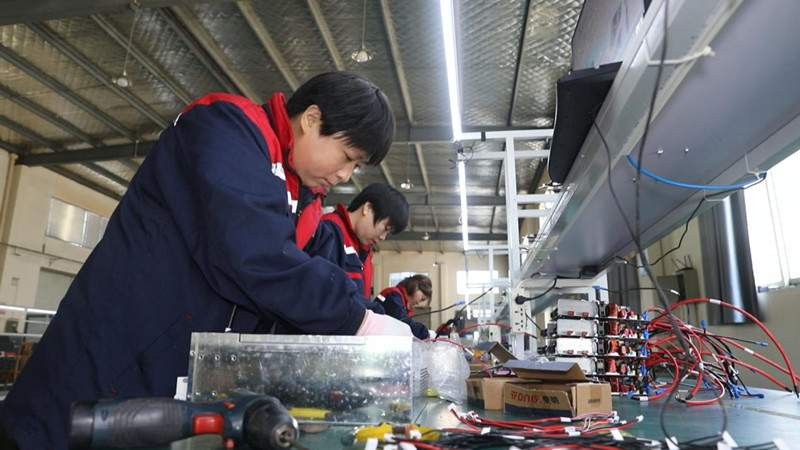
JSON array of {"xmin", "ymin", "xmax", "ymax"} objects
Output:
[
  {"xmin": 0, "ymin": 72, "xmax": 412, "ymax": 450},
  {"xmin": 307, "ymin": 183, "xmax": 409, "ymax": 300},
  {"xmin": 377, "ymin": 274, "xmax": 433, "ymax": 340}
]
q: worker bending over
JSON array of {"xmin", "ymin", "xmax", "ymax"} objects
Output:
[
  {"xmin": 307, "ymin": 183, "xmax": 408, "ymax": 299},
  {"xmin": 377, "ymin": 275, "xmax": 433, "ymax": 340},
  {"xmin": 0, "ymin": 72, "xmax": 412, "ymax": 450}
]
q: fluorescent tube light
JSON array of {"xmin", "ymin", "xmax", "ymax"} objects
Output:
[{"xmin": 439, "ymin": 0, "xmax": 462, "ymax": 140}]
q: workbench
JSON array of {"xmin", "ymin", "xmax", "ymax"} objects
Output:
[{"xmin": 168, "ymin": 387, "xmax": 799, "ymax": 449}]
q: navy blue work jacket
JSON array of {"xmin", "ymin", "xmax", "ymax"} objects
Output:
[
  {"xmin": 305, "ymin": 205, "xmax": 383, "ymax": 314},
  {"xmin": 0, "ymin": 93, "xmax": 367, "ymax": 449},
  {"xmin": 376, "ymin": 287, "xmax": 430, "ymax": 340}
]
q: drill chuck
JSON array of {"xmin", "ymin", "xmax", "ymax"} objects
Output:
[{"xmin": 244, "ymin": 396, "xmax": 299, "ymax": 449}]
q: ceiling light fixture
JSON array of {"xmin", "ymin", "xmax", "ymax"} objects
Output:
[
  {"xmin": 458, "ymin": 159, "xmax": 469, "ymax": 251},
  {"xmin": 441, "ymin": 0, "xmax": 470, "ymax": 251},
  {"xmin": 113, "ymin": 0, "xmax": 141, "ymax": 88},
  {"xmin": 440, "ymin": 0, "xmax": 462, "ymax": 140},
  {"xmin": 400, "ymin": 144, "xmax": 414, "ymax": 190},
  {"xmin": 351, "ymin": 0, "xmax": 373, "ymax": 63}
]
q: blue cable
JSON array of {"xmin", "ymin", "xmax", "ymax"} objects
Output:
[{"xmin": 626, "ymin": 155, "xmax": 765, "ymax": 190}]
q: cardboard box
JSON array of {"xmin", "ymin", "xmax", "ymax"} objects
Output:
[
  {"xmin": 466, "ymin": 375, "xmax": 517, "ymax": 410},
  {"xmin": 473, "ymin": 341, "xmax": 517, "ymax": 364},
  {"xmin": 502, "ymin": 360, "xmax": 611, "ymax": 417}
]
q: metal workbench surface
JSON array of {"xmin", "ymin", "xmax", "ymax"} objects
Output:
[{"xmin": 168, "ymin": 388, "xmax": 799, "ymax": 449}]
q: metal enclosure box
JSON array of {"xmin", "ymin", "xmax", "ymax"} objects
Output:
[
  {"xmin": 188, "ymin": 333, "xmax": 413, "ymax": 425},
  {"xmin": 551, "ymin": 298, "xmax": 600, "ymax": 318}
]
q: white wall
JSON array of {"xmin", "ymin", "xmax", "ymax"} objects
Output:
[{"xmin": 0, "ymin": 150, "xmax": 118, "ymax": 330}]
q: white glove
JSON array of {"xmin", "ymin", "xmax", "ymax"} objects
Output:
[{"xmin": 356, "ymin": 310, "xmax": 413, "ymax": 336}]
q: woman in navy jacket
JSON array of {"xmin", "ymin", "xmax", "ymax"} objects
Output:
[
  {"xmin": 0, "ymin": 72, "xmax": 412, "ymax": 450},
  {"xmin": 377, "ymin": 274, "xmax": 433, "ymax": 340}
]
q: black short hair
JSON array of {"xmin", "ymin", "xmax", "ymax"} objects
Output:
[
  {"xmin": 347, "ymin": 183, "xmax": 408, "ymax": 234},
  {"xmin": 286, "ymin": 72, "xmax": 395, "ymax": 166}
]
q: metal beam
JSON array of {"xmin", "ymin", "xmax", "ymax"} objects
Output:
[
  {"xmin": 0, "ymin": 46, "xmax": 137, "ymax": 140},
  {"xmin": 508, "ymin": 0, "xmax": 534, "ymax": 123},
  {"xmin": 17, "ymin": 142, "xmax": 155, "ymax": 166},
  {"xmin": 0, "ymin": 115, "xmax": 129, "ymax": 187},
  {"xmin": 0, "ymin": 139, "xmax": 24, "ymax": 155},
  {"xmin": 391, "ymin": 231, "xmax": 507, "ymax": 242},
  {"xmin": 379, "ymin": 162, "xmax": 395, "ymax": 187},
  {"xmin": 91, "ymin": 14, "xmax": 193, "ymax": 105},
  {"xmin": 0, "ymin": 0, "xmax": 238, "ymax": 25},
  {"xmin": 326, "ymin": 192, "xmax": 506, "ymax": 207},
  {"xmin": 395, "ymin": 126, "xmax": 452, "ymax": 144},
  {"xmin": 1, "ymin": 82, "xmax": 143, "ymax": 172},
  {"xmin": 380, "ymin": 0, "xmax": 413, "ymax": 124},
  {"xmin": 46, "ymin": 166, "xmax": 123, "ymax": 201},
  {"xmin": 170, "ymin": 6, "xmax": 260, "ymax": 101},
  {"xmin": 28, "ymin": 22, "xmax": 169, "ymax": 129},
  {"xmin": 237, "ymin": 1, "xmax": 299, "ymax": 90},
  {"xmin": 0, "ymin": 83, "xmax": 103, "ymax": 147},
  {"xmin": 305, "ymin": 0, "xmax": 347, "ymax": 71},
  {"xmin": 157, "ymin": 8, "xmax": 239, "ymax": 94}
]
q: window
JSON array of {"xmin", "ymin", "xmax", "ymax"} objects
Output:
[
  {"xmin": 46, "ymin": 198, "xmax": 109, "ymax": 249},
  {"xmin": 744, "ymin": 149, "xmax": 800, "ymax": 288},
  {"xmin": 388, "ymin": 271, "xmax": 429, "ymax": 288},
  {"xmin": 456, "ymin": 270, "xmax": 500, "ymax": 295}
]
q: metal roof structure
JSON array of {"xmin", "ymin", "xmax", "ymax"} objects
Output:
[{"xmin": 0, "ymin": 0, "xmax": 583, "ymax": 253}]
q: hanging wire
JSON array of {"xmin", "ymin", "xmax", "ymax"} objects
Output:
[{"xmin": 115, "ymin": 0, "xmax": 141, "ymax": 87}]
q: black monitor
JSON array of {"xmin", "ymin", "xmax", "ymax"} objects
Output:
[{"xmin": 548, "ymin": 61, "xmax": 622, "ymax": 184}]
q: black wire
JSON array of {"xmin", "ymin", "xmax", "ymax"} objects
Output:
[
  {"xmin": 411, "ymin": 287, "xmax": 496, "ymax": 319},
  {"xmin": 515, "ymin": 276, "xmax": 559, "ymax": 304},
  {"xmin": 525, "ymin": 312, "xmax": 544, "ymax": 332}
]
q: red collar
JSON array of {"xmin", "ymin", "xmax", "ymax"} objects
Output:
[
  {"xmin": 267, "ymin": 92, "xmax": 295, "ymax": 171},
  {"xmin": 335, "ymin": 203, "xmax": 372, "ymax": 252}
]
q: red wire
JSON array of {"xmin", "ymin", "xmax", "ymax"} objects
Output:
[
  {"xmin": 672, "ymin": 298, "xmax": 798, "ymax": 394},
  {"xmin": 714, "ymin": 335, "xmax": 800, "ymax": 382}
]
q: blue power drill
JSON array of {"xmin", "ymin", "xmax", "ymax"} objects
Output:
[{"xmin": 68, "ymin": 392, "xmax": 299, "ymax": 449}]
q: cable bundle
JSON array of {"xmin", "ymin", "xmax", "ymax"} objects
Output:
[
  {"xmin": 389, "ymin": 407, "xmax": 662, "ymax": 450},
  {"xmin": 637, "ymin": 298, "xmax": 798, "ymax": 404}
]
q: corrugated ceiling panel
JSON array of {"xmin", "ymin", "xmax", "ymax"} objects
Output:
[
  {"xmin": 512, "ymin": 0, "xmax": 581, "ymax": 126},
  {"xmin": 314, "ymin": 0, "xmax": 407, "ymax": 124},
  {"xmin": 190, "ymin": 2, "xmax": 291, "ymax": 100},
  {"xmin": 386, "ymin": 0, "xmax": 450, "ymax": 126},
  {"xmin": 104, "ymin": 8, "xmax": 227, "ymax": 102},
  {"xmin": 250, "ymin": 0, "xmax": 336, "ymax": 77},
  {"xmin": 34, "ymin": 19, "xmax": 167, "ymax": 134},
  {"xmin": 0, "ymin": 24, "xmax": 123, "ymax": 139},
  {"xmin": 60, "ymin": 163, "xmax": 128, "ymax": 197},
  {"xmin": 0, "ymin": 94, "xmax": 75, "ymax": 145},
  {"xmin": 41, "ymin": 16, "xmax": 183, "ymax": 122},
  {"xmin": 95, "ymin": 159, "xmax": 137, "ymax": 181},
  {"xmin": 459, "ymin": 0, "xmax": 526, "ymax": 127}
]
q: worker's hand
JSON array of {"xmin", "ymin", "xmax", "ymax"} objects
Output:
[{"xmin": 356, "ymin": 310, "xmax": 413, "ymax": 336}]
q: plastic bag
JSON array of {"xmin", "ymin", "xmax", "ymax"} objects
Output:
[{"xmin": 412, "ymin": 340, "xmax": 470, "ymax": 404}]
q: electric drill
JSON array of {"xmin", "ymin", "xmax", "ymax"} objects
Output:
[{"xmin": 68, "ymin": 392, "xmax": 299, "ymax": 449}]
